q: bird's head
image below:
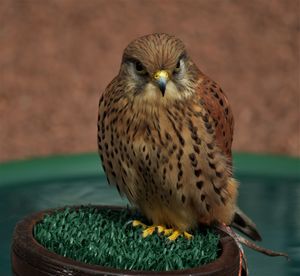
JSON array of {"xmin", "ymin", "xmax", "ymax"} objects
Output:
[{"xmin": 118, "ymin": 33, "xmax": 200, "ymax": 105}]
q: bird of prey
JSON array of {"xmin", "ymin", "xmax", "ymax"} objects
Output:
[{"xmin": 97, "ymin": 33, "xmax": 261, "ymax": 242}]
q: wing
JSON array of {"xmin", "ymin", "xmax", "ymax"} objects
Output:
[
  {"xmin": 197, "ymin": 77, "xmax": 234, "ymax": 166},
  {"xmin": 196, "ymin": 77, "xmax": 263, "ymax": 241}
]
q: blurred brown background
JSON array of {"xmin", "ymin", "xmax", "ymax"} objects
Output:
[{"xmin": 0, "ymin": 0, "xmax": 299, "ymax": 162}]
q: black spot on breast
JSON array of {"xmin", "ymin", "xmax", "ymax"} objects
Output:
[
  {"xmin": 193, "ymin": 145, "xmax": 200, "ymax": 154},
  {"xmin": 213, "ymin": 186, "xmax": 221, "ymax": 195},
  {"xmin": 205, "ymin": 122, "xmax": 212, "ymax": 130},
  {"xmin": 161, "ymin": 155, "xmax": 169, "ymax": 164},
  {"xmin": 178, "ymin": 170, "xmax": 183, "ymax": 181},
  {"xmin": 201, "ymin": 194, "xmax": 206, "ymax": 201},
  {"xmin": 181, "ymin": 194, "xmax": 186, "ymax": 204},
  {"xmin": 208, "ymin": 162, "xmax": 216, "ymax": 170},
  {"xmin": 196, "ymin": 181, "xmax": 203, "ymax": 189},
  {"xmin": 189, "ymin": 153, "xmax": 196, "ymax": 161},
  {"xmin": 157, "ymin": 152, "xmax": 161, "ymax": 159},
  {"xmin": 206, "ymin": 204, "xmax": 211, "ymax": 212},
  {"xmin": 213, "ymin": 92, "xmax": 220, "ymax": 99},
  {"xmin": 216, "ymin": 171, "xmax": 223, "ymax": 178},
  {"xmin": 208, "ymin": 153, "xmax": 214, "ymax": 159},
  {"xmin": 195, "ymin": 137, "xmax": 201, "ymax": 145},
  {"xmin": 122, "ymin": 168, "xmax": 128, "ymax": 177},
  {"xmin": 194, "ymin": 169, "xmax": 202, "ymax": 177},
  {"xmin": 202, "ymin": 114, "xmax": 209, "ymax": 123},
  {"xmin": 177, "ymin": 183, "xmax": 183, "ymax": 189},
  {"xmin": 191, "ymin": 133, "xmax": 197, "ymax": 140},
  {"xmin": 165, "ymin": 132, "xmax": 171, "ymax": 140},
  {"xmin": 207, "ymin": 143, "xmax": 214, "ymax": 150},
  {"xmin": 163, "ymin": 167, "xmax": 167, "ymax": 175},
  {"xmin": 221, "ymin": 196, "xmax": 226, "ymax": 205},
  {"xmin": 219, "ymin": 99, "xmax": 224, "ymax": 106},
  {"xmin": 179, "ymin": 136, "xmax": 185, "ymax": 146},
  {"xmin": 191, "ymin": 159, "xmax": 198, "ymax": 167},
  {"xmin": 168, "ymin": 148, "xmax": 174, "ymax": 156}
]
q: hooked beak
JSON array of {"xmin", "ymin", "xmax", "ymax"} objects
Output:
[{"xmin": 153, "ymin": 70, "xmax": 169, "ymax": 96}]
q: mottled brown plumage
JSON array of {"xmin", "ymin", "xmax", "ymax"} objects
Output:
[{"xmin": 98, "ymin": 33, "xmax": 260, "ymax": 240}]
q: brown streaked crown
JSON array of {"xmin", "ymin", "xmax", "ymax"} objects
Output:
[{"xmin": 122, "ymin": 33, "xmax": 186, "ymax": 74}]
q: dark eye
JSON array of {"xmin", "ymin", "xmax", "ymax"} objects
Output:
[
  {"xmin": 173, "ymin": 59, "xmax": 181, "ymax": 74},
  {"xmin": 135, "ymin": 61, "xmax": 147, "ymax": 75}
]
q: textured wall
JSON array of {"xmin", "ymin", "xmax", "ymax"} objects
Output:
[{"xmin": 0, "ymin": 0, "xmax": 299, "ymax": 162}]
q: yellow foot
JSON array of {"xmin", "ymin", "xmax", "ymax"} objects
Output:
[
  {"xmin": 132, "ymin": 220, "xmax": 193, "ymax": 241},
  {"xmin": 142, "ymin": 226, "xmax": 156, "ymax": 237},
  {"xmin": 167, "ymin": 230, "xmax": 193, "ymax": 241},
  {"xmin": 132, "ymin": 220, "xmax": 147, "ymax": 228},
  {"xmin": 132, "ymin": 220, "xmax": 157, "ymax": 237}
]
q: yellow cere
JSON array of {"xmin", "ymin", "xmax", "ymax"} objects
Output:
[{"xmin": 153, "ymin": 70, "xmax": 169, "ymax": 80}]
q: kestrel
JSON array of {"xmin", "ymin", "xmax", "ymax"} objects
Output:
[{"xmin": 97, "ymin": 33, "xmax": 261, "ymax": 241}]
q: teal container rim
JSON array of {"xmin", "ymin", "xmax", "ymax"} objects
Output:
[{"xmin": 0, "ymin": 152, "xmax": 299, "ymax": 187}]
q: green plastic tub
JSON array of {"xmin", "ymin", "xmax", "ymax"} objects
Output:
[{"xmin": 0, "ymin": 152, "xmax": 299, "ymax": 276}]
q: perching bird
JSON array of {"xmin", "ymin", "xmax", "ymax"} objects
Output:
[{"xmin": 97, "ymin": 33, "xmax": 261, "ymax": 241}]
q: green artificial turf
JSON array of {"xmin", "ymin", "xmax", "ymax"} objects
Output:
[{"xmin": 34, "ymin": 206, "xmax": 220, "ymax": 271}]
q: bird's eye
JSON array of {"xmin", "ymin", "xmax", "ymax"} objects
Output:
[
  {"xmin": 135, "ymin": 61, "xmax": 147, "ymax": 75},
  {"xmin": 173, "ymin": 59, "xmax": 181, "ymax": 74}
]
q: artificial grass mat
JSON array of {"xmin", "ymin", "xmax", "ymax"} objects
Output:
[{"xmin": 34, "ymin": 206, "xmax": 220, "ymax": 271}]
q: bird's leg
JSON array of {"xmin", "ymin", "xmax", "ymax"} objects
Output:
[{"xmin": 132, "ymin": 220, "xmax": 193, "ymax": 240}]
